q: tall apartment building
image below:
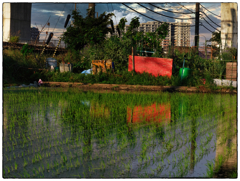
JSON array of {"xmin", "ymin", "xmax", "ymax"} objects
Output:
[
  {"xmin": 31, "ymin": 27, "xmax": 40, "ymax": 41},
  {"xmin": 106, "ymin": 21, "xmax": 191, "ymax": 50},
  {"xmin": 171, "ymin": 22, "xmax": 190, "ymax": 47}
]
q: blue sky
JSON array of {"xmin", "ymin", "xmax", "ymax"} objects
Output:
[{"xmin": 31, "ymin": 2, "xmax": 221, "ymax": 46}]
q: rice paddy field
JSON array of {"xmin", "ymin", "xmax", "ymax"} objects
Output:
[{"xmin": 3, "ymin": 88, "xmax": 237, "ymax": 178}]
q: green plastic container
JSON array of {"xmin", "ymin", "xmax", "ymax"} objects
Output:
[
  {"xmin": 55, "ymin": 67, "xmax": 59, "ymax": 72},
  {"xmin": 179, "ymin": 68, "xmax": 191, "ymax": 80}
]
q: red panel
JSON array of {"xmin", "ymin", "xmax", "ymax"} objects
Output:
[
  {"xmin": 127, "ymin": 103, "xmax": 171, "ymax": 124},
  {"xmin": 128, "ymin": 56, "xmax": 173, "ymax": 78}
]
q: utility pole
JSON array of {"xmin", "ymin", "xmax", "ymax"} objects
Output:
[
  {"xmin": 75, "ymin": 3, "xmax": 76, "ymax": 11},
  {"xmin": 88, "ymin": 3, "xmax": 95, "ymax": 18},
  {"xmin": 195, "ymin": 3, "xmax": 200, "ymax": 53}
]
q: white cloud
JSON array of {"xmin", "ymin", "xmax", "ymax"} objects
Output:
[
  {"xmin": 107, "ymin": 10, "xmax": 146, "ymax": 25},
  {"xmin": 119, "ymin": 4, "xmax": 147, "ymax": 13},
  {"xmin": 55, "ymin": 13, "xmax": 64, "ymax": 16},
  {"xmin": 40, "ymin": 10, "xmax": 66, "ymax": 17}
]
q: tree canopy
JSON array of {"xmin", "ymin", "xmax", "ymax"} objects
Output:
[
  {"xmin": 207, "ymin": 31, "xmax": 221, "ymax": 45},
  {"xmin": 62, "ymin": 8, "xmax": 115, "ymax": 51}
]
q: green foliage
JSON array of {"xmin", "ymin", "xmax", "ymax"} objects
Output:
[
  {"xmin": 103, "ymin": 36, "xmax": 132, "ymax": 71},
  {"xmin": 156, "ymin": 23, "xmax": 169, "ymax": 39},
  {"xmin": 221, "ymin": 52, "xmax": 232, "ymax": 61},
  {"xmin": 9, "ymin": 36, "xmax": 19, "ymax": 43},
  {"xmin": 227, "ymin": 47, "xmax": 237, "ymax": 60},
  {"xmin": 3, "ymin": 49, "xmax": 36, "ymax": 84},
  {"xmin": 125, "ymin": 17, "xmax": 140, "ymax": 39},
  {"xmin": 62, "ymin": 9, "xmax": 115, "ymax": 51},
  {"xmin": 21, "ymin": 44, "xmax": 34, "ymax": 57},
  {"xmin": 220, "ymin": 47, "xmax": 237, "ymax": 61},
  {"xmin": 207, "ymin": 31, "xmax": 221, "ymax": 44},
  {"xmin": 40, "ymin": 69, "xmax": 216, "ymax": 87},
  {"xmin": 118, "ymin": 17, "xmax": 127, "ymax": 32},
  {"xmin": 62, "ymin": 15, "xmax": 169, "ymax": 73},
  {"xmin": 210, "ymin": 45, "xmax": 220, "ymax": 58}
]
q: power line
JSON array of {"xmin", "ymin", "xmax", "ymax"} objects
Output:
[
  {"xmin": 122, "ymin": 3, "xmax": 196, "ymax": 27},
  {"xmin": 177, "ymin": 3, "xmax": 195, "ymax": 13},
  {"xmin": 148, "ymin": 3, "xmax": 194, "ymax": 14},
  {"xmin": 137, "ymin": 3, "xmax": 195, "ymax": 20},
  {"xmin": 53, "ymin": 4, "xmax": 67, "ymax": 32},
  {"xmin": 111, "ymin": 3, "xmax": 117, "ymax": 25},
  {"xmin": 200, "ymin": 11, "xmax": 221, "ymax": 27},
  {"xmin": 200, "ymin": 16, "xmax": 220, "ymax": 32},
  {"xmin": 200, "ymin": 4, "xmax": 221, "ymax": 18},
  {"xmin": 200, "ymin": 23, "xmax": 214, "ymax": 33},
  {"xmin": 68, "ymin": 3, "xmax": 75, "ymax": 14}
]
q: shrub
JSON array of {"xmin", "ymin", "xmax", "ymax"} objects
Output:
[{"xmin": 9, "ymin": 36, "xmax": 19, "ymax": 43}]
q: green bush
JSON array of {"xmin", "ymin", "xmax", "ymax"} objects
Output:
[
  {"xmin": 9, "ymin": 36, "xmax": 19, "ymax": 43},
  {"xmin": 21, "ymin": 44, "xmax": 34, "ymax": 57}
]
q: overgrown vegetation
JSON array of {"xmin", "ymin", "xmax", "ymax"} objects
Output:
[
  {"xmin": 3, "ymin": 10, "xmax": 237, "ymax": 89},
  {"xmin": 3, "ymin": 47, "xmax": 236, "ymax": 89},
  {"xmin": 9, "ymin": 36, "xmax": 20, "ymax": 43},
  {"xmin": 62, "ymin": 8, "xmax": 115, "ymax": 50}
]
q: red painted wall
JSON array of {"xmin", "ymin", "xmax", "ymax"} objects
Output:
[
  {"xmin": 128, "ymin": 56, "xmax": 173, "ymax": 78},
  {"xmin": 127, "ymin": 103, "xmax": 171, "ymax": 124}
]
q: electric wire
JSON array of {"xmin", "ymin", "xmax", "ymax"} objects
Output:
[
  {"xmin": 200, "ymin": 23, "xmax": 214, "ymax": 33},
  {"xmin": 62, "ymin": 3, "xmax": 74, "ymax": 33},
  {"xmin": 200, "ymin": 11, "xmax": 221, "ymax": 27},
  {"xmin": 177, "ymin": 3, "xmax": 195, "ymax": 13},
  {"xmin": 122, "ymin": 3, "xmax": 196, "ymax": 27},
  {"xmin": 68, "ymin": 3, "xmax": 75, "ymax": 14},
  {"xmin": 137, "ymin": 3, "xmax": 195, "ymax": 20},
  {"xmin": 200, "ymin": 16, "xmax": 220, "ymax": 32},
  {"xmin": 148, "ymin": 3, "xmax": 194, "ymax": 14},
  {"xmin": 200, "ymin": 4, "xmax": 221, "ymax": 18},
  {"xmin": 53, "ymin": 4, "xmax": 67, "ymax": 32},
  {"xmin": 111, "ymin": 3, "xmax": 117, "ymax": 25}
]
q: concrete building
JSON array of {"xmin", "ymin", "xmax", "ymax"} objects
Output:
[
  {"xmin": 106, "ymin": 21, "xmax": 191, "ymax": 51},
  {"xmin": 172, "ymin": 22, "xmax": 191, "ymax": 47},
  {"xmin": 221, "ymin": 3, "xmax": 238, "ymax": 49},
  {"xmin": 31, "ymin": 27, "xmax": 40, "ymax": 41},
  {"xmin": 3, "ymin": 3, "xmax": 32, "ymax": 42}
]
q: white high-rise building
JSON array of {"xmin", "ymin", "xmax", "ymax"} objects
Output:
[{"xmin": 106, "ymin": 21, "xmax": 191, "ymax": 49}]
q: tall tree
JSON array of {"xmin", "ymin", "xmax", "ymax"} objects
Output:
[
  {"xmin": 62, "ymin": 8, "xmax": 115, "ymax": 50},
  {"xmin": 208, "ymin": 31, "xmax": 221, "ymax": 45}
]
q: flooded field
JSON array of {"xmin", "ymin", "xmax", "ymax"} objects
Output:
[{"xmin": 3, "ymin": 88, "xmax": 237, "ymax": 178}]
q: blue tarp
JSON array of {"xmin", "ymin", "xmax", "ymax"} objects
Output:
[{"xmin": 81, "ymin": 69, "xmax": 92, "ymax": 75}]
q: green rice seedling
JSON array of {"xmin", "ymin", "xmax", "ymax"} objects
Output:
[
  {"xmin": 22, "ymin": 157, "xmax": 28, "ymax": 167},
  {"xmin": 205, "ymin": 160, "xmax": 215, "ymax": 177},
  {"xmin": 14, "ymin": 162, "xmax": 18, "ymax": 170}
]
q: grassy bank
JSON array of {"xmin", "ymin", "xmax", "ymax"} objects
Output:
[{"xmin": 3, "ymin": 48, "xmax": 236, "ymax": 91}]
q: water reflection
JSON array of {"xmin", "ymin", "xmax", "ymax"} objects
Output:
[
  {"xmin": 190, "ymin": 118, "xmax": 197, "ymax": 174},
  {"xmin": 127, "ymin": 103, "xmax": 171, "ymax": 124},
  {"xmin": 214, "ymin": 95, "xmax": 237, "ymax": 178},
  {"xmin": 3, "ymin": 90, "xmax": 237, "ymax": 178}
]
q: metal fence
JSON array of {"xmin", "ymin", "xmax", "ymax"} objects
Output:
[
  {"xmin": 163, "ymin": 46, "xmax": 216, "ymax": 59},
  {"xmin": 17, "ymin": 39, "xmax": 67, "ymax": 48}
]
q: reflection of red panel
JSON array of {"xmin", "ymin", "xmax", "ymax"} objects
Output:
[
  {"xmin": 128, "ymin": 56, "xmax": 173, "ymax": 78},
  {"xmin": 127, "ymin": 103, "xmax": 171, "ymax": 123}
]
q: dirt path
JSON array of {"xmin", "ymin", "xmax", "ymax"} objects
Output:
[{"xmin": 41, "ymin": 82, "xmax": 237, "ymax": 94}]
